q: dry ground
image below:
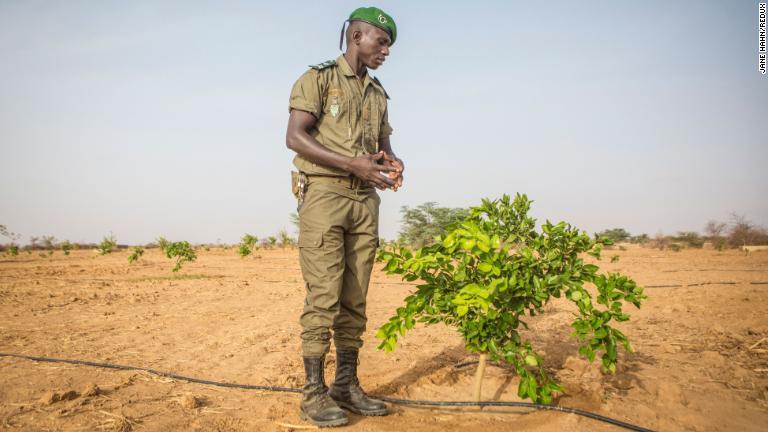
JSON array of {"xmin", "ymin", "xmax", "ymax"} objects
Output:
[{"xmin": 1, "ymin": 246, "xmax": 767, "ymax": 431}]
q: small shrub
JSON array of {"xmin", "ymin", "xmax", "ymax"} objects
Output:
[
  {"xmin": 377, "ymin": 194, "xmax": 646, "ymax": 403},
  {"xmin": 713, "ymin": 238, "xmax": 727, "ymax": 252},
  {"xmin": 673, "ymin": 232, "xmax": 703, "ymax": 248},
  {"xmin": 97, "ymin": 235, "xmax": 117, "ymax": 255},
  {"xmin": 7, "ymin": 244, "xmax": 19, "ymax": 256},
  {"xmin": 60, "ymin": 241, "xmax": 72, "ymax": 256},
  {"xmin": 128, "ymin": 246, "xmax": 144, "ymax": 264},
  {"xmin": 278, "ymin": 229, "xmax": 296, "ymax": 248},
  {"xmin": 238, "ymin": 234, "xmax": 258, "ymax": 258},
  {"xmin": 165, "ymin": 241, "xmax": 197, "ymax": 272},
  {"xmin": 669, "ymin": 243, "xmax": 682, "ymax": 252}
]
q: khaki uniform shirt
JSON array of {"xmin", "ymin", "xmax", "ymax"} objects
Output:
[{"xmin": 289, "ymin": 54, "xmax": 393, "ymax": 176}]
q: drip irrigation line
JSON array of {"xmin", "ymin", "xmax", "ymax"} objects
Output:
[
  {"xmin": 642, "ymin": 280, "xmax": 768, "ymax": 288},
  {"xmin": 0, "ymin": 351, "xmax": 654, "ymax": 432}
]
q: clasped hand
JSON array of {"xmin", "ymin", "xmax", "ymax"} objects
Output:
[{"xmin": 347, "ymin": 151, "xmax": 404, "ymax": 191}]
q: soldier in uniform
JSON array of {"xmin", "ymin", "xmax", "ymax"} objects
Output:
[{"xmin": 285, "ymin": 6, "xmax": 403, "ymax": 428}]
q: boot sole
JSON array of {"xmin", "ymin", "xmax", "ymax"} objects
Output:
[
  {"xmin": 299, "ymin": 410, "xmax": 349, "ymax": 428},
  {"xmin": 335, "ymin": 401, "xmax": 389, "ymax": 417}
]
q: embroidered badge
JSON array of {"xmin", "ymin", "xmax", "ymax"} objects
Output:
[
  {"xmin": 328, "ymin": 89, "xmax": 342, "ymax": 118},
  {"xmin": 330, "ymin": 97, "xmax": 340, "ymax": 118},
  {"xmin": 378, "ymin": 14, "xmax": 387, "ymax": 24}
]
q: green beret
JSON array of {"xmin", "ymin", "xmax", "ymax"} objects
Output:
[{"xmin": 348, "ymin": 6, "xmax": 397, "ymax": 46}]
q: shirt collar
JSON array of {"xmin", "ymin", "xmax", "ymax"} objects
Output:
[{"xmin": 337, "ymin": 54, "xmax": 373, "ymax": 89}]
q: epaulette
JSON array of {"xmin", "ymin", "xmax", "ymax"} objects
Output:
[
  {"xmin": 309, "ymin": 59, "xmax": 337, "ymax": 70},
  {"xmin": 372, "ymin": 76, "xmax": 390, "ymax": 100}
]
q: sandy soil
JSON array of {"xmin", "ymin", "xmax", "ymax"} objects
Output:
[{"xmin": 1, "ymin": 246, "xmax": 767, "ymax": 432}]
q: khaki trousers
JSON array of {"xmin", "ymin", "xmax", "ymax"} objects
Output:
[{"xmin": 297, "ymin": 179, "xmax": 380, "ymax": 357}]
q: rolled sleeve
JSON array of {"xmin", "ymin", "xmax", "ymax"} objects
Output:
[{"xmin": 289, "ymin": 70, "xmax": 322, "ymax": 118}]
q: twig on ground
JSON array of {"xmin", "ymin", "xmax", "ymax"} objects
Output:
[{"xmin": 748, "ymin": 337, "xmax": 766, "ymax": 350}]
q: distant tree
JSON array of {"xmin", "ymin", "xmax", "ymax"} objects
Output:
[
  {"xmin": 0, "ymin": 225, "xmax": 21, "ymax": 242},
  {"xmin": 704, "ymin": 220, "xmax": 727, "ymax": 238},
  {"xmin": 704, "ymin": 220, "xmax": 728, "ymax": 251},
  {"xmin": 652, "ymin": 232, "xmax": 669, "ymax": 250},
  {"xmin": 29, "ymin": 236, "xmax": 39, "ymax": 250},
  {"xmin": 398, "ymin": 202, "xmax": 469, "ymax": 248},
  {"xmin": 290, "ymin": 213, "xmax": 300, "ymax": 232},
  {"xmin": 629, "ymin": 233, "xmax": 649, "ymax": 244},
  {"xmin": 672, "ymin": 232, "xmax": 703, "ymax": 248},
  {"xmin": 41, "ymin": 235, "xmax": 57, "ymax": 250},
  {"xmin": 728, "ymin": 213, "xmax": 768, "ymax": 247},
  {"xmin": 595, "ymin": 228, "xmax": 631, "ymax": 244},
  {"xmin": 1, "ymin": 225, "xmax": 22, "ymax": 255}
]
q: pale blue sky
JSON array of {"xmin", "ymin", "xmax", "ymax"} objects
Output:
[{"xmin": 1, "ymin": 1, "xmax": 766, "ymax": 245}]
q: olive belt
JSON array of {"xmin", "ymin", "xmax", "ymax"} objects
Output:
[{"xmin": 304, "ymin": 174, "xmax": 372, "ymax": 190}]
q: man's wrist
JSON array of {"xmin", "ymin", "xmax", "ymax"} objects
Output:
[{"xmin": 340, "ymin": 155, "xmax": 355, "ymax": 173}]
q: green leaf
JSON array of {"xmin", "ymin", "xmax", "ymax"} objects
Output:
[
  {"xmin": 524, "ymin": 355, "xmax": 538, "ymax": 367},
  {"xmin": 477, "ymin": 262, "xmax": 493, "ymax": 273},
  {"xmin": 570, "ymin": 291, "xmax": 582, "ymax": 301},
  {"xmin": 583, "ymin": 264, "xmax": 599, "ymax": 274},
  {"xmin": 457, "ymin": 305, "xmax": 468, "ymax": 317}
]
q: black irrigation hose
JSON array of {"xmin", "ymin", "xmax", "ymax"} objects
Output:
[
  {"xmin": 0, "ymin": 352, "xmax": 655, "ymax": 432},
  {"xmin": 643, "ymin": 280, "xmax": 768, "ymax": 288},
  {"xmin": 644, "ymin": 281, "xmax": 751, "ymax": 288}
]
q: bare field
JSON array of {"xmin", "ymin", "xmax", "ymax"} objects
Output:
[{"xmin": 1, "ymin": 247, "xmax": 767, "ymax": 431}]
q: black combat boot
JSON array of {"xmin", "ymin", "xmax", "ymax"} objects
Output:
[
  {"xmin": 329, "ymin": 349, "xmax": 388, "ymax": 416},
  {"xmin": 300, "ymin": 356, "xmax": 348, "ymax": 427}
]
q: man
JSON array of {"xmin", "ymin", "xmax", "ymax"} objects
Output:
[{"xmin": 285, "ymin": 6, "xmax": 404, "ymax": 428}]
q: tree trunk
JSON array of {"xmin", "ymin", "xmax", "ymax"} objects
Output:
[{"xmin": 472, "ymin": 353, "xmax": 487, "ymax": 402}]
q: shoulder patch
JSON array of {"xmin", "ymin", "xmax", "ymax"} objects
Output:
[
  {"xmin": 309, "ymin": 59, "xmax": 337, "ymax": 70},
  {"xmin": 372, "ymin": 76, "xmax": 390, "ymax": 99}
]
